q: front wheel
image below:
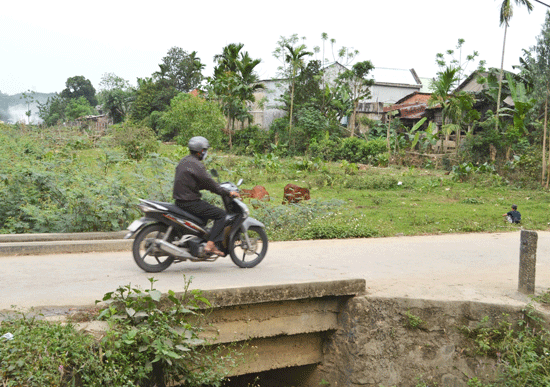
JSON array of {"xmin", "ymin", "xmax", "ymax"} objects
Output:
[
  {"xmin": 229, "ymin": 226, "xmax": 268, "ymax": 268},
  {"xmin": 132, "ymin": 223, "xmax": 175, "ymax": 272}
]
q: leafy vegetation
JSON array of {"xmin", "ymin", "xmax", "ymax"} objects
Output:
[
  {"xmin": 0, "ymin": 277, "xmax": 237, "ymax": 386},
  {"xmin": 461, "ymin": 308, "xmax": 550, "ymax": 386},
  {"xmin": 1, "ymin": 122, "xmax": 550, "ymax": 237}
]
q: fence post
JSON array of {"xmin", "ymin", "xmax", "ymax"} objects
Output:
[{"xmin": 518, "ymin": 230, "xmax": 538, "ymax": 295}]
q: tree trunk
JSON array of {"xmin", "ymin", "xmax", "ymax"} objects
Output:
[
  {"xmin": 387, "ymin": 116, "xmax": 392, "ymax": 162},
  {"xmin": 456, "ymin": 127, "xmax": 461, "ymax": 155},
  {"xmin": 289, "ymin": 77, "xmax": 295, "ymax": 136},
  {"xmin": 350, "ymin": 100, "xmax": 359, "ymax": 137},
  {"xmin": 543, "ymin": 95, "xmax": 548, "ymax": 186},
  {"xmin": 495, "ymin": 24, "xmax": 508, "ymax": 132}
]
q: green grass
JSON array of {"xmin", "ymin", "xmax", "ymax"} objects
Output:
[
  {"xmin": 1, "ymin": 123, "xmax": 548, "ymax": 238},
  {"xmin": 224, "ymin": 161, "xmax": 548, "ymax": 240}
]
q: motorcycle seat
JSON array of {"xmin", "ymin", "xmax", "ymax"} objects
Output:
[{"xmin": 149, "ymin": 200, "xmax": 207, "ymax": 227}]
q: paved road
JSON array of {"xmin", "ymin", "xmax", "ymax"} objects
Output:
[{"xmin": 2, "ymin": 231, "xmax": 549, "ymax": 311}]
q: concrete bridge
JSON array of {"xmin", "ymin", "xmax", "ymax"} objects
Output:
[{"xmin": 2, "ymin": 231, "xmax": 550, "ymax": 386}]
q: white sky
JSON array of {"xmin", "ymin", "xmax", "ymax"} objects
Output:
[{"xmin": 1, "ymin": 0, "xmax": 549, "ymax": 95}]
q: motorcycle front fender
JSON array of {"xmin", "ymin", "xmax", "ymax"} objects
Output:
[{"xmin": 228, "ymin": 217, "xmax": 265, "ymax": 241}]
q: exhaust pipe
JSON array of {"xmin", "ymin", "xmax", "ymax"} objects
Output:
[{"xmin": 155, "ymin": 239, "xmax": 194, "ymax": 259}]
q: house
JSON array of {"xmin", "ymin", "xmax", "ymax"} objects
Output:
[
  {"xmin": 249, "ymin": 78, "xmax": 287, "ymax": 129},
  {"xmin": 249, "ymin": 63, "xmax": 425, "ymax": 130},
  {"xmin": 382, "ymin": 92, "xmax": 431, "ymax": 127},
  {"xmin": 423, "ymin": 70, "xmax": 514, "ymax": 134}
]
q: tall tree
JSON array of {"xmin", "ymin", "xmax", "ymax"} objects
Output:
[
  {"xmin": 428, "ymin": 67, "xmax": 479, "ymax": 153},
  {"xmin": 129, "ymin": 77, "xmax": 177, "ymax": 122},
  {"xmin": 60, "ymin": 76, "xmax": 98, "ymax": 107},
  {"xmin": 519, "ymin": 10, "xmax": 550, "ymax": 185},
  {"xmin": 284, "ymin": 43, "xmax": 313, "ymax": 135},
  {"xmin": 495, "ymin": 0, "xmax": 534, "ymax": 132},
  {"xmin": 209, "ymin": 43, "xmax": 263, "ymax": 147},
  {"xmin": 156, "ymin": 47, "xmax": 205, "ymax": 93},
  {"xmin": 97, "ymin": 73, "xmax": 134, "ymax": 124},
  {"xmin": 336, "ymin": 60, "xmax": 375, "ymax": 137},
  {"xmin": 19, "ymin": 90, "xmax": 35, "ymax": 124},
  {"xmin": 213, "ymin": 43, "xmax": 245, "ymax": 75},
  {"xmin": 429, "ymin": 40, "xmax": 483, "ymax": 153}
]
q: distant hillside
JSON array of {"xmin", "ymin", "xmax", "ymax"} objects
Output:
[{"xmin": 0, "ymin": 92, "xmax": 56, "ymax": 124}]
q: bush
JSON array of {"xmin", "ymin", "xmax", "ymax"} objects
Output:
[
  {"xmin": 0, "ymin": 310, "xmax": 107, "ymax": 386},
  {"xmin": 97, "ymin": 277, "xmax": 236, "ymax": 386},
  {"xmin": 461, "ymin": 310, "xmax": 550, "ymax": 386},
  {"xmin": 160, "ymin": 93, "xmax": 226, "ymax": 149},
  {"xmin": 0, "ymin": 278, "xmax": 239, "ymax": 386},
  {"xmin": 334, "ymin": 137, "xmax": 387, "ymax": 164},
  {"xmin": 232, "ymin": 125, "xmax": 271, "ymax": 155},
  {"xmin": 268, "ymin": 117, "xmax": 310, "ymax": 156},
  {"xmin": 308, "ymin": 132, "xmax": 340, "ymax": 161},
  {"xmin": 111, "ymin": 122, "xmax": 159, "ymax": 160}
]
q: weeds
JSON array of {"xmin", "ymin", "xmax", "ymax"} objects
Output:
[
  {"xmin": 461, "ymin": 309, "xmax": 550, "ymax": 386},
  {"xmin": 0, "ymin": 277, "xmax": 240, "ymax": 386},
  {"xmin": 404, "ymin": 310, "xmax": 424, "ymax": 329},
  {"xmin": 2, "ymin": 125, "xmax": 550, "ymax": 237}
]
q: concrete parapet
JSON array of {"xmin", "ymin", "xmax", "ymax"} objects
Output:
[
  {"xmin": 0, "ymin": 231, "xmax": 127, "ymax": 243},
  {"xmin": 0, "ymin": 231, "xmax": 130, "ymax": 256}
]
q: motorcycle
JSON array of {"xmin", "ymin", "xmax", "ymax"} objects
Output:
[{"xmin": 124, "ymin": 170, "xmax": 268, "ymax": 272}]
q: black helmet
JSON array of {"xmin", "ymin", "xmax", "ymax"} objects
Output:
[
  {"xmin": 188, "ymin": 136, "xmax": 209, "ymax": 152},
  {"xmin": 512, "ymin": 204, "xmax": 518, "ymax": 210}
]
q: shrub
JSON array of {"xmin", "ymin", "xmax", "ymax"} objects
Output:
[
  {"xmin": 160, "ymin": 93, "xmax": 226, "ymax": 149},
  {"xmin": 251, "ymin": 199, "xmax": 346, "ymax": 240},
  {"xmin": 461, "ymin": 310, "xmax": 550, "ymax": 386},
  {"xmin": 334, "ymin": 137, "xmax": 387, "ymax": 164},
  {"xmin": 110, "ymin": 122, "xmax": 159, "ymax": 160},
  {"xmin": 97, "ymin": 277, "xmax": 237, "ymax": 386},
  {"xmin": 295, "ymin": 107, "xmax": 336, "ymax": 142},
  {"xmin": 269, "ymin": 117, "xmax": 310, "ymax": 156},
  {"xmin": 232, "ymin": 125, "xmax": 271, "ymax": 155},
  {"xmin": 0, "ymin": 310, "xmax": 107, "ymax": 386},
  {"xmin": 297, "ymin": 218, "xmax": 378, "ymax": 239},
  {"xmin": 308, "ymin": 133, "xmax": 340, "ymax": 161},
  {"xmin": 0, "ymin": 278, "xmax": 239, "ymax": 386}
]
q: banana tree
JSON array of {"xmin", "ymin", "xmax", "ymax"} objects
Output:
[
  {"xmin": 498, "ymin": 73, "xmax": 536, "ymax": 158},
  {"xmin": 284, "ymin": 44, "xmax": 312, "ymax": 136},
  {"xmin": 495, "ymin": 0, "xmax": 534, "ymax": 131}
]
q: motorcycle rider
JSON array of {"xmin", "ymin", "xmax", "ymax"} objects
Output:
[{"xmin": 173, "ymin": 136, "xmax": 240, "ymax": 256}]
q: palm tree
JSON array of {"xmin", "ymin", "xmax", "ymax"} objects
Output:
[
  {"xmin": 213, "ymin": 43, "xmax": 245, "ymax": 76},
  {"xmin": 495, "ymin": 0, "xmax": 534, "ymax": 131},
  {"xmin": 284, "ymin": 44, "xmax": 312, "ymax": 135},
  {"xmin": 429, "ymin": 67, "xmax": 460, "ymax": 152},
  {"xmin": 210, "ymin": 44, "xmax": 264, "ymax": 147},
  {"xmin": 236, "ymin": 52, "xmax": 264, "ymax": 126}
]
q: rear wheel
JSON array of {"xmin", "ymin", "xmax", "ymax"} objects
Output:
[
  {"xmin": 132, "ymin": 223, "xmax": 175, "ymax": 272},
  {"xmin": 229, "ymin": 226, "xmax": 268, "ymax": 268}
]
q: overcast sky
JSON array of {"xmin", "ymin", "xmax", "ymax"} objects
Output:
[{"xmin": 1, "ymin": 0, "xmax": 549, "ymax": 96}]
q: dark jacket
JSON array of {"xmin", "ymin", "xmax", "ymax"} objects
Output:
[
  {"xmin": 507, "ymin": 210, "xmax": 521, "ymax": 223},
  {"xmin": 173, "ymin": 155, "xmax": 229, "ymax": 202}
]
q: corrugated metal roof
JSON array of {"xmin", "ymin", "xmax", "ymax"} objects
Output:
[{"xmin": 368, "ymin": 67, "xmax": 421, "ymax": 85}]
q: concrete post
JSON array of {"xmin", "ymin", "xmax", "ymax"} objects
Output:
[{"xmin": 518, "ymin": 230, "xmax": 538, "ymax": 295}]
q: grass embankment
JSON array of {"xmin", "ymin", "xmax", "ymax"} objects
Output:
[{"xmin": 1, "ymin": 123, "xmax": 549, "ymax": 239}]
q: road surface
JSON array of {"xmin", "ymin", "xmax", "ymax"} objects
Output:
[{"xmin": 2, "ymin": 231, "xmax": 549, "ymax": 311}]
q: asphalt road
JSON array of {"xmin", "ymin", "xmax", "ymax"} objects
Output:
[{"xmin": 2, "ymin": 231, "xmax": 549, "ymax": 312}]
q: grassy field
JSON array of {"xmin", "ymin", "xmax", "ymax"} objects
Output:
[
  {"xmin": 1, "ymin": 124, "xmax": 549, "ymax": 239},
  {"xmin": 214, "ymin": 155, "xmax": 550, "ymax": 240}
]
